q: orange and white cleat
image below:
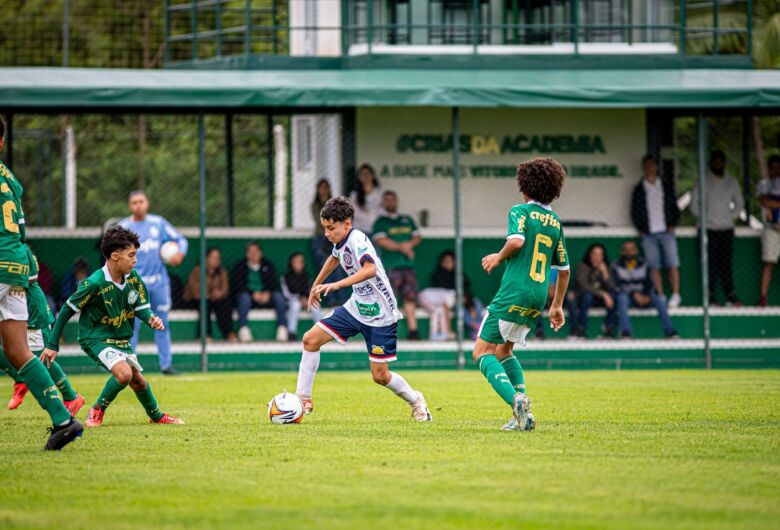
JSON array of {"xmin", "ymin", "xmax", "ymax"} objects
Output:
[
  {"xmin": 85, "ymin": 406, "xmax": 105, "ymax": 427},
  {"xmin": 151, "ymin": 413, "xmax": 184, "ymax": 425},
  {"xmin": 300, "ymin": 398, "xmax": 314, "ymax": 415},
  {"xmin": 64, "ymin": 394, "xmax": 86, "ymax": 416},
  {"xmin": 7, "ymin": 383, "xmax": 28, "ymax": 410}
]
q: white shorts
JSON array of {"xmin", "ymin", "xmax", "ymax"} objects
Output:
[
  {"xmin": 27, "ymin": 328, "xmax": 44, "ymax": 352},
  {"xmin": 0, "ymin": 283, "xmax": 28, "ymax": 322},
  {"xmin": 418, "ymin": 288, "xmax": 456, "ymax": 310},
  {"xmin": 761, "ymin": 227, "xmax": 780, "ymax": 263},
  {"xmin": 98, "ymin": 347, "xmax": 144, "ymax": 372}
]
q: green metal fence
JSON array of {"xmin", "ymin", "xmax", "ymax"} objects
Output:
[{"xmin": 162, "ymin": 0, "xmax": 753, "ymax": 66}]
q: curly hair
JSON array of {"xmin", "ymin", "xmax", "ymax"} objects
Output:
[
  {"xmin": 516, "ymin": 158, "xmax": 566, "ymax": 205},
  {"xmin": 100, "ymin": 225, "xmax": 140, "ymax": 259},
  {"xmin": 320, "ymin": 196, "xmax": 355, "ymax": 222}
]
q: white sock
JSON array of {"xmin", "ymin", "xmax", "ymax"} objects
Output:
[
  {"xmin": 296, "ymin": 350, "xmax": 320, "ymax": 398},
  {"xmin": 385, "ymin": 372, "xmax": 417, "ymax": 404}
]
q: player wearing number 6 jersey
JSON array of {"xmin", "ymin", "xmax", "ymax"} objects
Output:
[{"xmin": 475, "ymin": 158, "xmax": 570, "ymax": 432}]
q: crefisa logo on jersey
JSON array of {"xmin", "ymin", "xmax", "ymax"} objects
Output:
[{"xmin": 128, "ymin": 290, "xmax": 139, "ymax": 304}]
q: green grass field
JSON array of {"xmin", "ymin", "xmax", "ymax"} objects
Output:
[{"xmin": 1, "ymin": 370, "xmax": 778, "ymax": 530}]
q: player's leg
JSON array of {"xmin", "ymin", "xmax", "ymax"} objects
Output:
[
  {"xmin": 150, "ymin": 282, "xmax": 175, "ymax": 373},
  {"xmin": 472, "ymin": 313, "xmax": 517, "ymax": 407},
  {"xmin": 295, "ymin": 308, "xmax": 351, "ymax": 413},
  {"xmin": 128, "ymin": 365, "xmax": 183, "ymax": 424},
  {"xmin": 33, "ymin": 326, "xmax": 82, "ymax": 410},
  {"xmin": 0, "ymin": 348, "xmax": 28, "ymax": 410},
  {"xmin": 87, "ymin": 359, "xmax": 133, "ymax": 427},
  {"xmin": 495, "ymin": 342, "xmax": 525, "ymax": 394}
]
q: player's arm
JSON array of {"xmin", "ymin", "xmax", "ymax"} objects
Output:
[
  {"xmin": 134, "ymin": 275, "xmax": 164, "ymax": 331},
  {"xmin": 549, "ymin": 269, "xmax": 570, "ymax": 332},
  {"xmin": 482, "ymin": 237, "xmax": 524, "ymax": 274},
  {"xmin": 308, "ymin": 255, "xmax": 340, "ymax": 310},
  {"xmin": 313, "ymin": 259, "xmax": 376, "ymax": 299},
  {"xmin": 40, "ymin": 280, "xmax": 94, "ymax": 366}
]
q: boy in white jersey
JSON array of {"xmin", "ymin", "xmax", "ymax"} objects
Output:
[{"xmin": 295, "ymin": 197, "xmax": 431, "ymax": 421}]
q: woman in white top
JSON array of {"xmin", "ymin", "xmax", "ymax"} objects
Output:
[{"xmin": 349, "ymin": 163, "xmax": 383, "ymax": 234}]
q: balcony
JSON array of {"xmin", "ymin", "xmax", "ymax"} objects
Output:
[{"xmin": 163, "ymin": 0, "xmax": 753, "ymax": 69}]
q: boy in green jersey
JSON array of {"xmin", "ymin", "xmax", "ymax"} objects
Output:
[
  {"xmin": 0, "ymin": 116, "xmax": 83, "ymax": 450},
  {"xmin": 475, "ymin": 158, "xmax": 571, "ymax": 432},
  {"xmin": 41, "ymin": 226, "xmax": 183, "ymax": 427},
  {"xmin": 0, "ymin": 245, "xmax": 85, "ymax": 415}
]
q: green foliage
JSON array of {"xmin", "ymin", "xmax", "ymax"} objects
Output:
[{"xmin": 0, "ymin": 370, "xmax": 778, "ymax": 529}]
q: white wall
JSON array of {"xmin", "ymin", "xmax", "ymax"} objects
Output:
[{"xmin": 356, "ymin": 107, "xmax": 646, "ymax": 228}]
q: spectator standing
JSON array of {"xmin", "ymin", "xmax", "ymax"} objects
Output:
[
  {"xmin": 350, "ymin": 164, "xmax": 383, "ymax": 234},
  {"xmin": 630, "ymin": 155, "xmax": 682, "ymax": 307},
  {"xmin": 311, "ymin": 178, "xmax": 333, "ymax": 269},
  {"xmin": 611, "ymin": 240, "xmax": 678, "ymax": 339},
  {"xmin": 756, "ymin": 155, "xmax": 780, "ymax": 306},
  {"xmin": 691, "ymin": 150, "xmax": 744, "ymax": 305},
  {"xmin": 280, "ymin": 252, "xmax": 322, "ymax": 341},
  {"xmin": 418, "ymin": 250, "xmax": 459, "ymax": 340},
  {"xmin": 230, "ymin": 241, "xmax": 287, "ymax": 342},
  {"xmin": 571, "ymin": 244, "xmax": 615, "ymax": 339},
  {"xmin": 373, "ymin": 191, "xmax": 422, "ymax": 340},
  {"xmin": 184, "ymin": 247, "xmax": 236, "ymax": 342},
  {"xmin": 120, "ymin": 190, "xmax": 188, "ymax": 375}
]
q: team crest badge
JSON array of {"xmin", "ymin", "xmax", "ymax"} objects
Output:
[
  {"xmin": 371, "ymin": 345, "xmax": 385, "ymax": 356},
  {"xmin": 342, "ymin": 248, "xmax": 354, "ymax": 268},
  {"xmin": 128, "ymin": 290, "xmax": 139, "ymax": 304}
]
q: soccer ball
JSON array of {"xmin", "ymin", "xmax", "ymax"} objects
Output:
[
  {"xmin": 159, "ymin": 241, "xmax": 180, "ymax": 264},
  {"xmin": 267, "ymin": 392, "xmax": 304, "ymax": 424}
]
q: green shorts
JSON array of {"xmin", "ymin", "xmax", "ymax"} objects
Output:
[
  {"xmin": 478, "ymin": 310, "xmax": 532, "ymax": 346},
  {"xmin": 81, "ymin": 339, "xmax": 143, "ymax": 373}
]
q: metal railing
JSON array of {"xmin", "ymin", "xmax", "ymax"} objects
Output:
[{"xmin": 163, "ymin": 0, "xmax": 753, "ymax": 65}]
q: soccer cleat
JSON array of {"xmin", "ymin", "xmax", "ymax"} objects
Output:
[
  {"xmin": 85, "ymin": 406, "xmax": 105, "ymax": 427},
  {"xmin": 501, "ymin": 417, "xmax": 521, "ymax": 431},
  {"xmin": 64, "ymin": 393, "xmax": 86, "ymax": 416},
  {"xmin": 300, "ymin": 398, "xmax": 314, "ymax": 415},
  {"xmin": 151, "ymin": 413, "xmax": 184, "ymax": 425},
  {"xmin": 8, "ymin": 383, "xmax": 29, "ymax": 410},
  {"xmin": 525, "ymin": 412, "xmax": 536, "ymax": 431},
  {"xmin": 410, "ymin": 391, "xmax": 432, "ymax": 421},
  {"xmin": 44, "ymin": 418, "xmax": 83, "ymax": 451},
  {"xmin": 512, "ymin": 393, "xmax": 533, "ymax": 431}
]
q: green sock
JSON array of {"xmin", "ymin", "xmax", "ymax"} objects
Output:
[
  {"xmin": 48, "ymin": 361, "xmax": 78, "ymax": 401},
  {"xmin": 501, "ymin": 355, "xmax": 526, "ymax": 393},
  {"xmin": 95, "ymin": 376, "xmax": 127, "ymax": 411},
  {"xmin": 18, "ymin": 358, "xmax": 71, "ymax": 425},
  {"xmin": 477, "ymin": 354, "xmax": 517, "ymax": 406},
  {"xmin": 134, "ymin": 384, "xmax": 163, "ymax": 421},
  {"xmin": 0, "ymin": 350, "xmax": 23, "ymax": 383}
]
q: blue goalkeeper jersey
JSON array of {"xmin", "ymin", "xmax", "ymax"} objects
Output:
[{"xmin": 119, "ymin": 214, "xmax": 188, "ymax": 286}]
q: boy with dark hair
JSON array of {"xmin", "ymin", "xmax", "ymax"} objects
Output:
[
  {"xmin": 0, "ymin": 114, "xmax": 83, "ymax": 450},
  {"xmin": 1, "ymin": 245, "xmax": 85, "ymax": 414},
  {"xmin": 41, "ymin": 226, "xmax": 183, "ymax": 427},
  {"xmin": 476, "ymin": 158, "xmax": 571, "ymax": 432},
  {"xmin": 294, "ymin": 196, "xmax": 431, "ymax": 421}
]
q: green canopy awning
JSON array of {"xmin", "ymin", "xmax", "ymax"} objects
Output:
[{"xmin": 1, "ymin": 67, "xmax": 779, "ymax": 109}]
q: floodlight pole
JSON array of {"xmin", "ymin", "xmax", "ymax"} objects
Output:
[
  {"xmin": 452, "ymin": 107, "xmax": 465, "ymax": 370},
  {"xmin": 198, "ymin": 112, "xmax": 208, "ymax": 373},
  {"xmin": 697, "ymin": 113, "xmax": 711, "ymax": 369}
]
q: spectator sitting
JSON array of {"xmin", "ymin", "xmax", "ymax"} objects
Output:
[
  {"xmin": 463, "ymin": 290, "xmax": 485, "ymax": 341},
  {"xmin": 184, "ymin": 247, "xmax": 237, "ymax": 342},
  {"xmin": 630, "ymin": 154, "xmax": 682, "ymax": 307},
  {"xmin": 350, "ymin": 163, "xmax": 383, "ymax": 234},
  {"xmin": 611, "ymin": 240, "xmax": 678, "ymax": 339},
  {"xmin": 231, "ymin": 240, "xmax": 287, "ymax": 342},
  {"xmin": 570, "ymin": 244, "xmax": 615, "ymax": 339},
  {"xmin": 281, "ymin": 252, "xmax": 322, "ymax": 342},
  {"xmin": 756, "ymin": 154, "xmax": 780, "ymax": 307},
  {"xmin": 373, "ymin": 190, "xmax": 422, "ymax": 340},
  {"xmin": 59, "ymin": 258, "xmax": 90, "ymax": 309},
  {"xmin": 418, "ymin": 250, "xmax": 460, "ymax": 341},
  {"xmin": 691, "ymin": 149, "xmax": 744, "ymax": 306}
]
